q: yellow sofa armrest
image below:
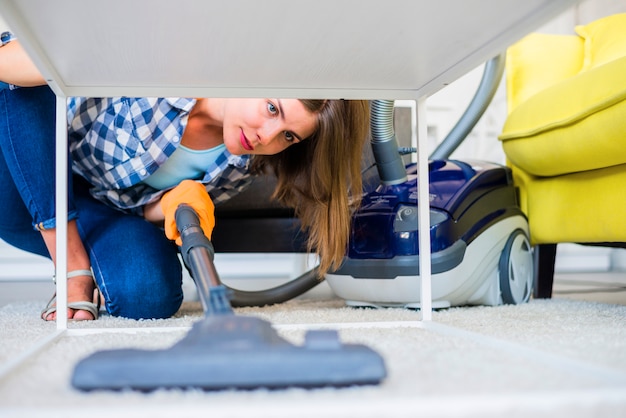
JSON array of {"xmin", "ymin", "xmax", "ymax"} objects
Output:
[{"xmin": 499, "ymin": 56, "xmax": 626, "ymax": 177}]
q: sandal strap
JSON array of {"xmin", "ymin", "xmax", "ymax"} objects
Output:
[
  {"xmin": 40, "ymin": 294, "xmax": 101, "ymax": 321},
  {"xmin": 52, "ymin": 268, "xmax": 94, "ymax": 283},
  {"xmin": 67, "ymin": 269, "xmax": 94, "ymax": 279},
  {"xmin": 43, "ymin": 267, "xmax": 101, "ymax": 321}
]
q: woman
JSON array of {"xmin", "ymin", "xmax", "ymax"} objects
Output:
[{"xmin": 0, "ymin": 35, "xmax": 370, "ymax": 321}]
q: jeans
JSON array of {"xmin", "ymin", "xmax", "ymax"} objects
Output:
[{"xmin": 0, "ymin": 86, "xmax": 183, "ymax": 319}]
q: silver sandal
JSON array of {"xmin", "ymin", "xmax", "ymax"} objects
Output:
[{"xmin": 41, "ymin": 268, "xmax": 101, "ymax": 321}]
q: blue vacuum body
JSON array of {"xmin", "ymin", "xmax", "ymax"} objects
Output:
[{"xmin": 326, "ymin": 159, "xmax": 534, "ymax": 308}]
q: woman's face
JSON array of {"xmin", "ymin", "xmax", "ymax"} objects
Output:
[{"xmin": 221, "ymin": 99, "xmax": 318, "ymax": 155}]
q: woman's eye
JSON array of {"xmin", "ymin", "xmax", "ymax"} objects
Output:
[
  {"xmin": 267, "ymin": 102, "xmax": 278, "ymax": 115},
  {"xmin": 284, "ymin": 131, "xmax": 295, "ymax": 142}
]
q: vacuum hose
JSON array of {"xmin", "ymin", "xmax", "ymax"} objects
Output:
[
  {"xmin": 176, "ymin": 204, "xmax": 233, "ymax": 316},
  {"xmin": 370, "ymin": 100, "xmax": 408, "ymax": 185},
  {"xmin": 176, "ymin": 204, "xmax": 322, "ymax": 308},
  {"xmin": 228, "ymin": 267, "xmax": 321, "ymax": 308},
  {"xmin": 430, "ymin": 54, "xmax": 505, "ymax": 159}
]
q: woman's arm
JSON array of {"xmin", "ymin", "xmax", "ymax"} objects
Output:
[
  {"xmin": 0, "ymin": 39, "xmax": 46, "ymax": 86},
  {"xmin": 143, "ymin": 199, "xmax": 165, "ymax": 223}
]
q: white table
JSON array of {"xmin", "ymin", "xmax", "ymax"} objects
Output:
[{"xmin": 1, "ymin": 0, "xmax": 579, "ymax": 330}]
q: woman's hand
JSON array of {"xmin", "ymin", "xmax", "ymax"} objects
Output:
[{"xmin": 150, "ymin": 180, "xmax": 216, "ymax": 246}]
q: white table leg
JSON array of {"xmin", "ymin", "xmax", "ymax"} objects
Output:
[
  {"xmin": 416, "ymin": 97, "xmax": 432, "ymax": 321},
  {"xmin": 55, "ymin": 95, "xmax": 68, "ymax": 331}
]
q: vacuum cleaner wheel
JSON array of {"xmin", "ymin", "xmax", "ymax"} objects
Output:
[{"xmin": 498, "ymin": 229, "xmax": 533, "ymax": 304}]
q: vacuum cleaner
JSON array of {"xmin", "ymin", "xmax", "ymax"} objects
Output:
[
  {"xmin": 71, "ymin": 205, "xmax": 387, "ymax": 391},
  {"xmin": 325, "ymin": 55, "xmax": 534, "ymax": 308}
]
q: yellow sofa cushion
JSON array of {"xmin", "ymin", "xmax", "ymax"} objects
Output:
[
  {"xmin": 505, "ymin": 33, "xmax": 584, "ymax": 112},
  {"xmin": 576, "ymin": 13, "xmax": 626, "ymax": 71},
  {"xmin": 499, "ymin": 55, "xmax": 626, "ymax": 177}
]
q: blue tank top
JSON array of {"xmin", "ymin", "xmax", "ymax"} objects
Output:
[{"xmin": 143, "ymin": 144, "xmax": 226, "ymax": 190}]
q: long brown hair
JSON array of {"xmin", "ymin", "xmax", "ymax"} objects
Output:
[{"xmin": 251, "ymin": 100, "xmax": 370, "ymax": 275}]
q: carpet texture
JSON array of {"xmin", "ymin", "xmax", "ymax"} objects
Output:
[{"xmin": 1, "ymin": 291, "xmax": 625, "ymax": 418}]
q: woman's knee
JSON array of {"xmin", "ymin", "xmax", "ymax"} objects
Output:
[
  {"xmin": 100, "ymin": 264, "xmax": 184, "ymax": 320},
  {"xmin": 106, "ymin": 291, "xmax": 184, "ymax": 320}
]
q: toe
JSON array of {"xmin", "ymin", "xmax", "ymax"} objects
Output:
[
  {"xmin": 43, "ymin": 311, "xmax": 56, "ymax": 321},
  {"xmin": 71, "ymin": 308, "xmax": 95, "ymax": 321}
]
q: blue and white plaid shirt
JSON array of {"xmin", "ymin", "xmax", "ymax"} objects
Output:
[{"xmin": 67, "ymin": 97, "xmax": 252, "ymax": 214}]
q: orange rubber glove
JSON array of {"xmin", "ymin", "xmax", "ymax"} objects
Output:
[{"xmin": 160, "ymin": 180, "xmax": 215, "ymax": 246}]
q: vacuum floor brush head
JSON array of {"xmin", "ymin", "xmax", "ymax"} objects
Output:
[{"xmin": 72, "ymin": 315, "xmax": 387, "ymax": 391}]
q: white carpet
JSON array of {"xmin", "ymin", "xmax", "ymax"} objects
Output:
[{"xmin": 1, "ymin": 290, "xmax": 626, "ymax": 418}]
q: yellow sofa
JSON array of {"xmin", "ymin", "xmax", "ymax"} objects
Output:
[{"xmin": 498, "ymin": 13, "xmax": 626, "ymax": 297}]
